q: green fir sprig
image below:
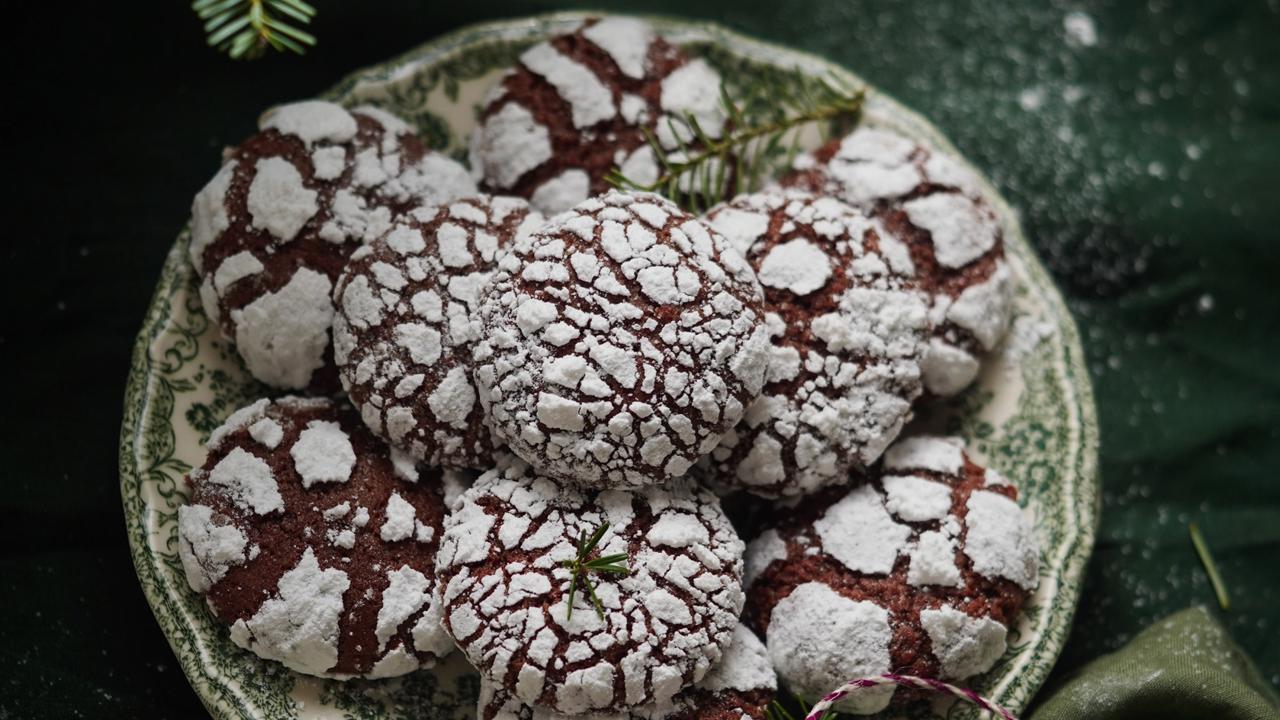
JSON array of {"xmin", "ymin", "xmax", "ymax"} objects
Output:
[
  {"xmin": 193, "ymin": 0, "xmax": 317, "ymax": 60},
  {"xmin": 607, "ymin": 73, "xmax": 866, "ymax": 213},
  {"xmin": 561, "ymin": 522, "xmax": 630, "ymax": 621}
]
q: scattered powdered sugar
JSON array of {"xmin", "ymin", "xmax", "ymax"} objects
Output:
[
  {"xmin": 206, "ymin": 447, "xmax": 284, "ymax": 516},
  {"xmin": 656, "ymin": 59, "xmax": 727, "ymax": 149},
  {"xmin": 260, "ymin": 100, "xmax": 358, "ymax": 146},
  {"xmin": 698, "ymin": 622, "xmax": 776, "ymax": 694},
  {"xmin": 189, "ymin": 162, "xmax": 236, "ymax": 274},
  {"xmin": 473, "ymin": 191, "xmax": 770, "ymax": 488},
  {"xmin": 756, "ymin": 239, "xmax": 832, "ymax": 295},
  {"xmin": 520, "ymin": 42, "xmax": 616, "ymax": 129},
  {"xmin": 247, "ymin": 417, "xmax": 283, "ymax": 449},
  {"xmin": 901, "ymin": 193, "xmax": 998, "ymax": 269},
  {"xmin": 290, "ymin": 420, "xmax": 356, "ymax": 488},
  {"xmin": 945, "ymin": 262, "xmax": 1013, "ymax": 350},
  {"xmin": 374, "ymin": 565, "xmax": 431, "ymax": 652},
  {"xmin": 231, "ymin": 548, "xmax": 350, "ymax": 676},
  {"xmin": 883, "ymin": 436, "xmax": 965, "ymax": 474},
  {"xmin": 766, "ymin": 582, "xmax": 895, "ymax": 714},
  {"xmin": 231, "ymin": 267, "xmax": 334, "ymax": 390},
  {"xmin": 743, "ymin": 529, "xmax": 789, "ymax": 588},
  {"xmin": 531, "ymin": 169, "xmax": 591, "ymax": 215},
  {"xmin": 965, "ymin": 490, "xmax": 1039, "ymax": 589},
  {"xmin": 882, "ymin": 474, "xmax": 954, "ymax": 521},
  {"xmin": 246, "ymin": 157, "xmax": 319, "ymax": 242},
  {"xmin": 581, "ymin": 17, "xmax": 654, "ymax": 79},
  {"xmin": 177, "ymin": 504, "xmax": 248, "ymax": 593},
  {"xmin": 380, "ymin": 492, "xmax": 417, "ymax": 542},
  {"xmin": 472, "ymin": 103, "xmax": 553, "ymax": 190},
  {"xmin": 919, "ymin": 605, "xmax": 1008, "ymax": 679},
  {"xmin": 814, "ymin": 484, "xmax": 912, "ymax": 574}
]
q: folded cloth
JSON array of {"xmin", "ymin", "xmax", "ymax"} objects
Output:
[{"xmin": 1030, "ymin": 606, "xmax": 1280, "ymax": 720}]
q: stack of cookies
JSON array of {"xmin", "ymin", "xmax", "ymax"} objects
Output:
[{"xmin": 175, "ymin": 16, "xmax": 1037, "ymax": 719}]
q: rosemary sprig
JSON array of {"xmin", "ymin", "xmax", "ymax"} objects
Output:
[
  {"xmin": 193, "ymin": 0, "xmax": 317, "ymax": 60},
  {"xmin": 1189, "ymin": 522, "xmax": 1230, "ymax": 610},
  {"xmin": 560, "ymin": 522, "xmax": 630, "ymax": 621},
  {"xmin": 607, "ymin": 73, "xmax": 865, "ymax": 212}
]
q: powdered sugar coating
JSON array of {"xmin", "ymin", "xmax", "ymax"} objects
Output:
[
  {"xmin": 189, "ymin": 100, "xmax": 476, "ymax": 390},
  {"xmin": 784, "ymin": 127, "xmax": 1013, "ymax": 396},
  {"xmin": 436, "ymin": 458, "xmax": 746, "ymax": 713},
  {"xmin": 178, "ymin": 396, "xmax": 453, "ymax": 679},
  {"xmin": 334, "ymin": 196, "xmax": 544, "ymax": 469},
  {"xmin": 767, "ymin": 582, "xmax": 895, "ymax": 714},
  {"xmin": 470, "ymin": 18, "xmax": 725, "ymax": 214},
  {"xmin": 743, "ymin": 435, "xmax": 1039, "ymax": 712},
  {"xmin": 703, "ymin": 190, "xmax": 929, "ymax": 497},
  {"xmin": 474, "ymin": 191, "xmax": 769, "ymax": 488},
  {"xmin": 476, "ymin": 623, "xmax": 775, "ymax": 720}
]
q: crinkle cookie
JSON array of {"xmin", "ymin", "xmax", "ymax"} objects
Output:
[
  {"xmin": 435, "ymin": 458, "xmax": 746, "ymax": 714},
  {"xmin": 470, "ymin": 16, "xmax": 727, "ymax": 214},
  {"xmin": 741, "ymin": 436, "xmax": 1038, "ymax": 714},
  {"xmin": 176, "ymin": 396, "xmax": 455, "ymax": 678},
  {"xmin": 189, "ymin": 100, "xmax": 476, "ymax": 390},
  {"xmin": 333, "ymin": 195, "xmax": 544, "ymax": 469},
  {"xmin": 703, "ymin": 190, "xmax": 929, "ymax": 498},
  {"xmin": 473, "ymin": 190, "xmax": 770, "ymax": 488},
  {"xmin": 478, "ymin": 623, "xmax": 775, "ymax": 720},
  {"xmin": 783, "ymin": 127, "xmax": 1013, "ymax": 396}
]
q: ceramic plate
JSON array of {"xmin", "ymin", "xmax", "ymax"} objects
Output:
[{"xmin": 120, "ymin": 12, "xmax": 1099, "ymax": 719}]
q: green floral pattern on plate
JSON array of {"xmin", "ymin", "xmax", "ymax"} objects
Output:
[{"xmin": 119, "ymin": 12, "xmax": 1098, "ymax": 719}]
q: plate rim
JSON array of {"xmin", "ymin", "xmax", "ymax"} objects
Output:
[{"xmin": 120, "ymin": 11, "xmax": 1100, "ymax": 719}]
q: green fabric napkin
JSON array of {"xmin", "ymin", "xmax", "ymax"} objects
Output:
[{"xmin": 1030, "ymin": 607, "xmax": 1280, "ymax": 720}]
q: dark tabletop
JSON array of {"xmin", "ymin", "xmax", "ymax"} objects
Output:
[{"xmin": 3, "ymin": 1, "xmax": 1278, "ymax": 717}]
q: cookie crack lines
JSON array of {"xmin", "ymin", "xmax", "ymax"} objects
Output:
[{"xmin": 474, "ymin": 190, "xmax": 771, "ymax": 489}]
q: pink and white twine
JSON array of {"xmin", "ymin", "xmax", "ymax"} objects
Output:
[{"xmin": 803, "ymin": 673, "xmax": 1019, "ymax": 720}]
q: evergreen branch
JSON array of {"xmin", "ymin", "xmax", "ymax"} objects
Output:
[
  {"xmin": 193, "ymin": 0, "xmax": 317, "ymax": 60},
  {"xmin": 607, "ymin": 73, "xmax": 865, "ymax": 210},
  {"xmin": 560, "ymin": 522, "xmax": 630, "ymax": 621}
]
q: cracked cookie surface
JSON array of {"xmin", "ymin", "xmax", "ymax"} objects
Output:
[
  {"xmin": 436, "ymin": 457, "xmax": 746, "ymax": 714},
  {"xmin": 473, "ymin": 190, "xmax": 770, "ymax": 488},
  {"xmin": 333, "ymin": 195, "xmax": 543, "ymax": 469}
]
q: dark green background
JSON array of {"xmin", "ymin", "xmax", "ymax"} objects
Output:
[{"xmin": 3, "ymin": 1, "xmax": 1277, "ymax": 717}]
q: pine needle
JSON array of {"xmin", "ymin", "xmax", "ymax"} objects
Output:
[
  {"xmin": 561, "ymin": 522, "xmax": 630, "ymax": 621},
  {"xmin": 607, "ymin": 70, "xmax": 866, "ymax": 210},
  {"xmin": 192, "ymin": 0, "xmax": 316, "ymax": 60},
  {"xmin": 1189, "ymin": 522, "xmax": 1230, "ymax": 610}
]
